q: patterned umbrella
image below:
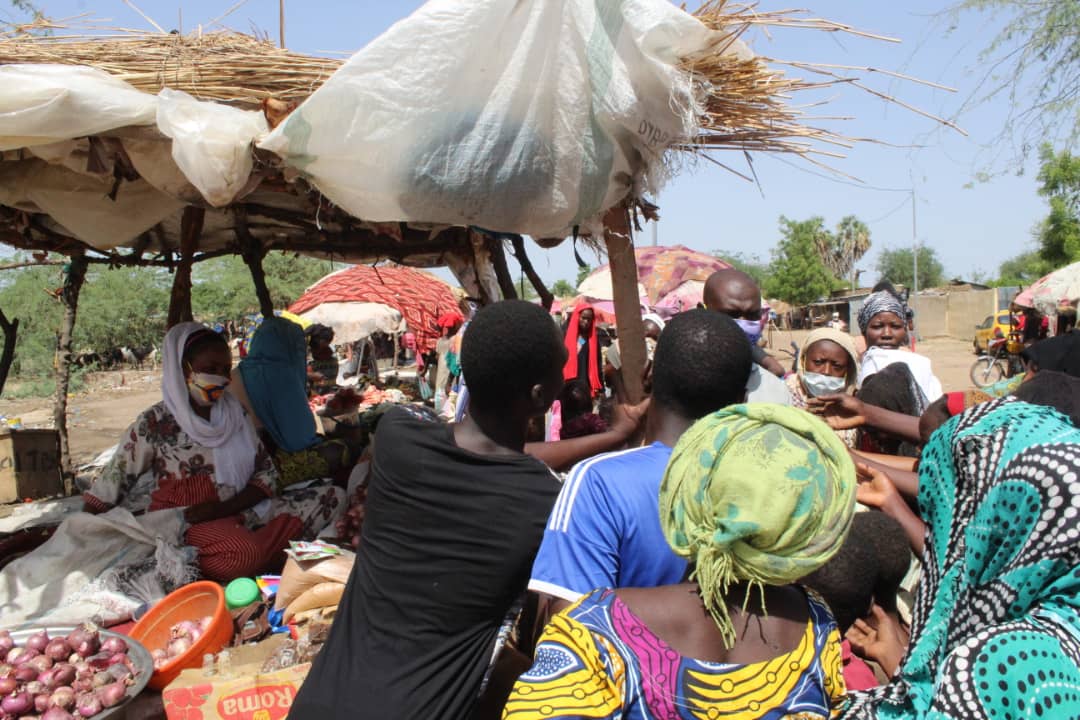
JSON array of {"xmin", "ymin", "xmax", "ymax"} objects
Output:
[
  {"xmin": 578, "ymin": 245, "xmax": 732, "ymax": 304},
  {"xmin": 289, "ymin": 265, "xmax": 459, "ymax": 352},
  {"xmin": 1014, "ymin": 260, "xmax": 1080, "ymax": 315}
]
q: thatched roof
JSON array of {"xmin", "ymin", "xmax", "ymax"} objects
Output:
[{"xmin": 0, "ymin": 3, "xmax": 958, "ymax": 270}]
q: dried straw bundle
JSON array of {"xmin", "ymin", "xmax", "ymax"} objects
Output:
[{"xmin": 0, "ymin": 23, "xmax": 341, "ymax": 107}]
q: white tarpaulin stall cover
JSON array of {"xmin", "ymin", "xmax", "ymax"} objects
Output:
[
  {"xmin": 0, "ymin": 64, "xmax": 269, "ymax": 237},
  {"xmin": 298, "ymin": 302, "xmax": 406, "ymax": 343},
  {"xmin": 259, "ymin": 0, "xmax": 731, "ymax": 238}
]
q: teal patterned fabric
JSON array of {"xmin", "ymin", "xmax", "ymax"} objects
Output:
[{"xmin": 842, "ymin": 397, "xmax": 1080, "ymax": 719}]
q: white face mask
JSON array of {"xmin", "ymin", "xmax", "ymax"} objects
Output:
[
  {"xmin": 187, "ymin": 372, "xmax": 230, "ymax": 407},
  {"xmin": 800, "ymin": 371, "xmax": 847, "ymax": 398}
]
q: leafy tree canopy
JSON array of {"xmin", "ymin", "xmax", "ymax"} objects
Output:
[
  {"xmin": 875, "ymin": 246, "xmax": 946, "ymax": 290},
  {"xmin": 192, "ymin": 252, "xmax": 336, "ymax": 321},
  {"xmin": 995, "ymin": 250, "xmax": 1053, "ymax": 286},
  {"xmin": 711, "ymin": 251, "xmax": 772, "ymax": 288},
  {"xmin": 763, "ymin": 217, "xmax": 836, "ymax": 306},
  {"xmin": 1035, "ymin": 144, "xmax": 1080, "ymax": 265},
  {"xmin": 550, "ymin": 279, "xmax": 576, "ymax": 297},
  {"xmin": 949, "ymin": 0, "xmax": 1080, "ymax": 170},
  {"xmin": 575, "ymin": 264, "xmax": 593, "ymax": 288}
]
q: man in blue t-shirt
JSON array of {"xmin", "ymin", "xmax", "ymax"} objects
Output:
[{"xmin": 529, "ymin": 309, "xmax": 754, "ymax": 611}]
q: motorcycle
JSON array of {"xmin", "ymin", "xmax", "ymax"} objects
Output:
[{"xmin": 969, "ymin": 331, "xmax": 1025, "ymax": 388}]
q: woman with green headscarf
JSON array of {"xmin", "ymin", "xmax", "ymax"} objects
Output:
[{"xmin": 505, "ymin": 404, "xmax": 857, "ymax": 720}]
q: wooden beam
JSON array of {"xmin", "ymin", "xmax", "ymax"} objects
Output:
[
  {"xmin": 487, "ymin": 236, "xmax": 518, "ymax": 300},
  {"xmin": 54, "ymin": 254, "xmax": 88, "ymax": 490},
  {"xmin": 0, "ymin": 308, "xmax": 19, "ymax": 398},
  {"xmin": 603, "ymin": 206, "xmax": 646, "ymax": 404},
  {"xmin": 236, "ymin": 209, "xmax": 275, "ymax": 318},
  {"xmin": 508, "ymin": 235, "xmax": 554, "ymax": 310},
  {"xmin": 167, "ymin": 206, "xmax": 204, "ymax": 328}
]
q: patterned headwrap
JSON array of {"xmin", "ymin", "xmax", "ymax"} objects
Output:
[
  {"xmin": 659, "ymin": 404, "xmax": 856, "ymax": 647},
  {"xmin": 841, "ymin": 397, "xmax": 1080, "ymax": 719},
  {"xmin": 857, "ymin": 291, "xmax": 906, "ymax": 335}
]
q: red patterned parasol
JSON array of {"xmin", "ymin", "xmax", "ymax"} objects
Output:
[
  {"xmin": 289, "ymin": 265, "xmax": 459, "ymax": 352},
  {"xmin": 578, "ymin": 245, "xmax": 733, "ymax": 304}
]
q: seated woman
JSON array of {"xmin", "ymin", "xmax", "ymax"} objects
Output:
[
  {"xmin": 230, "ymin": 317, "xmax": 362, "ymax": 487},
  {"xmin": 84, "ymin": 323, "xmax": 344, "ymax": 583},
  {"xmin": 856, "ymin": 291, "xmax": 942, "ymax": 402},
  {"xmin": 505, "ymin": 405, "xmax": 856, "ymax": 719},
  {"xmin": 840, "ymin": 397, "xmax": 1080, "ymax": 719},
  {"xmin": 786, "ymin": 327, "xmax": 860, "ymax": 447},
  {"xmin": 306, "ymin": 324, "xmax": 339, "ymax": 392}
]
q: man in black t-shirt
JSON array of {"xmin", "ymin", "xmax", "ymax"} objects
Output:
[{"xmin": 289, "ymin": 301, "xmax": 568, "ymax": 720}]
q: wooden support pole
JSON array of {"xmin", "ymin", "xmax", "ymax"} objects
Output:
[
  {"xmin": 509, "ymin": 235, "xmax": 555, "ymax": 310},
  {"xmin": 54, "ymin": 254, "xmax": 88, "ymax": 491},
  {"xmin": 603, "ymin": 206, "xmax": 646, "ymax": 404},
  {"xmin": 0, "ymin": 308, "xmax": 19, "ymax": 398},
  {"xmin": 487, "ymin": 237, "xmax": 518, "ymax": 300},
  {"xmin": 167, "ymin": 206, "xmax": 204, "ymax": 328},
  {"xmin": 236, "ymin": 209, "xmax": 275, "ymax": 318}
]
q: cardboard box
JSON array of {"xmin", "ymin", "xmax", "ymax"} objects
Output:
[
  {"xmin": 162, "ymin": 635, "xmax": 312, "ymax": 720},
  {"xmin": 0, "ymin": 429, "xmax": 63, "ymax": 504}
]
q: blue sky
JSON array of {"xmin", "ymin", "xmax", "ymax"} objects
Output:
[{"xmin": 10, "ymin": 0, "xmax": 1052, "ymax": 288}]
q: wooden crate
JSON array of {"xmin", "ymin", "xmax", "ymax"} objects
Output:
[{"xmin": 0, "ymin": 429, "xmax": 63, "ymax": 504}]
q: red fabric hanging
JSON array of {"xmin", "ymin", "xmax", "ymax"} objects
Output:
[{"xmin": 563, "ymin": 303, "xmax": 602, "ymax": 396}]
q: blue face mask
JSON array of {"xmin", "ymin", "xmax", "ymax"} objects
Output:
[
  {"xmin": 734, "ymin": 318, "xmax": 762, "ymax": 346},
  {"xmin": 800, "ymin": 371, "xmax": 847, "ymax": 398}
]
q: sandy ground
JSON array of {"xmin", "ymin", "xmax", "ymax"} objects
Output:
[{"xmin": 0, "ymin": 333, "xmax": 979, "ymax": 467}]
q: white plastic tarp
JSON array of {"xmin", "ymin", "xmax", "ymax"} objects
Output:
[
  {"xmin": 156, "ymin": 89, "xmax": 269, "ymax": 207},
  {"xmin": 0, "ymin": 65, "xmax": 157, "ymax": 152},
  {"xmin": 299, "ymin": 302, "xmax": 406, "ymax": 343},
  {"xmin": 260, "ymin": 0, "xmax": 730, "ymax": 238}
]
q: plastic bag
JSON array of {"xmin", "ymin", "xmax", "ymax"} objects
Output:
[
  {"xmin": 157, "ymin": 88, "xmax": 268, "ymax": 207},
  {"xmin": 260, "ymin": 0, "xmax": 723, "ymax": 238},
  {"xmin": 274, "ymin": 553, "xmax": 354, "ymax": 611}
]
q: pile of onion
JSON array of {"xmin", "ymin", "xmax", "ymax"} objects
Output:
[
  {"xmin": 0, "ymin": 625, "xmax": 137, "ymax": 718},
  {"xmin": 150, "ymin": 617, "xmax": 213, "ymax": 671}
]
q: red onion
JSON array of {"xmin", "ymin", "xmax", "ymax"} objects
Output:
[
  {"xmin": 35, "ymin": 669, "xmax": 56, "ymax": 691},
  {"xmin": 198, "ymin": 616, "xmax": 213, "ymax": 633},
  {"xmin": 47, "ymin": 667, "xmax": 74, "ymax": 691},
  {"xmin": 2, "ymin": 692, "xmax": 31, "ymax": 716},
  {"xmin": 91, "ymin": 672, "xmax": 111, "ymax": 690},
  {"xmin": 26, "ymin": 656, "xmax": 51, "ymax": 674},
  {"xmin": 62, "ymin": 631, "xmax": 84, "ymax": 653},
  {"xmin": 42, "ymin": 642, "xmax": 69, "ymax": 665},
  {"xmin": 24, "ymin": 632, "xmax": 49, "ymax": 655},
  {"xmin": 48, "ymin": 688, "xmax": 74, "ymax": 710},
  {"xmin": 74, "ymin": 693, "xmax": 100, "ymax": 718},
  {"xmin": 83, "ymin": 654, "xmax": 110, "ymax": 672},
  {"xmin": 34, "ymin": 694, "xmax": 50, "ymax": 714},
  {"xmin": 71, "ymin": 641, "xmax": 96, "ymax": 661},
  {"xmin": 95, "ymin": 683, "xmax": 126, "ymax": 710},
  {"xmin": 166, "ymin": 637, "xmax": 192, "ymax": 658},
  {"xmin": 24, "ymin": 682, "xmax": 44, "ymax": 698},
  {"xmin": 13, "ymin": 666, "xmax": 37, "ymax": 683},
  {"xmin": 0, "ymin": 635, "xmax": 13, "ymax": 658},
  {"xmin": 0, "ymin": 679, "xmax": 14, "ymax": 696},
  {"xmin": 42, "ymin": 709, "xmax": 74, "ymax": 720},
  {"xmin": 71, "ymin": 679, "xmax": 92, "ymax": 696},
  {"xmin": 4, "ymin": 650, "xmax": 18, "ymax": 665},
  {"xmin": 0, "ymin": 665, "xmax": 13, "ymax": 679},
  {"xmin": 9, "ymin": 649, "xmax": 35, "ymax": 666},
  {"xmin": 98, "ymin": 638, "xmax": 126, "ymax": 657}
]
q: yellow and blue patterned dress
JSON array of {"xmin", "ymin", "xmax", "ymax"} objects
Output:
[{"xmin": 504, "ymin": 588, "xmax": 846, "ymax": 719}]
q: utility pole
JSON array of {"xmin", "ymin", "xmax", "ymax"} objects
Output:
[
  {"xmin": 911, "ymin": 188, "xmax": 919, "ymax": 340},
  {"xmin": 279, "ymin": 0, "xmax": 286, "ymax": 49},
  {"xmin": 650, "ymin": 220, "xmax": 658, "ymax": 247}
]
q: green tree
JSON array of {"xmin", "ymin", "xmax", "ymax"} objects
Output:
[
  {"xmin": 875, "ymin": 246, "xmax": 946, "ymax": 290},
  {"xmin": 763, "ymin": 217, "xmax": 836, "ymax": 305},
  {"xmin": 550, "ymin": 279, "xmax": 576, "ymax": 297},
  {"xmin": 950, "ymin": 0, "xmax": 1080, "ymax": 168},
  {"xmin": 995, "ymin": 250, "xmax": 1052, "ymax": 286},
  {"xmin": 575, "ymin": 264, "xmax": 592, "ymax": 288},
  {"xmin": 193, "ymin": 252, "xmax": 335, "ymax": 320},
  {"xmin": 711, "ymin": 251, "xmax": 772, "ymax": 288},
  {"xmin": 1035, "ymin": 144, "xmax": 1080, "ymax": 264}
]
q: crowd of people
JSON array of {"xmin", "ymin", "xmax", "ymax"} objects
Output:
[{"xmin": 77, "ymin": 268, "xmax": 1080, "ymax": 718}]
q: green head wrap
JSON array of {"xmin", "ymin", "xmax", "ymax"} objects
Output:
[{"xmin": 659, "ymin": 403, "xmax": 856, "ymax": 647}]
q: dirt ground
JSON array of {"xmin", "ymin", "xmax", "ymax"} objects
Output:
[{"xmin": 0, "ymin": 333, "xmax": 980, "ymax": 467}]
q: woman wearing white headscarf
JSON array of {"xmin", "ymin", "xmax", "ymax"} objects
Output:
[{"xmin": 85, "ymin": 323, "xmax": 344, "ymax": 582}]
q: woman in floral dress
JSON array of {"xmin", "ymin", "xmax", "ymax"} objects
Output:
[{"xmin": 84, "ymin": 323, "xmax": 343, "ymax": 582}]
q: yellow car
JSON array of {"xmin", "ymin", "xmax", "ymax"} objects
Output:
[{"xmin": 973, "ymin": 310, "xmax": 1017, "ymax": 353}]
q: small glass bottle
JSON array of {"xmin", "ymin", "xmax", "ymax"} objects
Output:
[
  {"xmin": 201, "ymin": 653, "xmax": 215, "ymax": 677},
  {"xmin": 217, "ymin": 649, "xmax": 232, "ymax": 678}
]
